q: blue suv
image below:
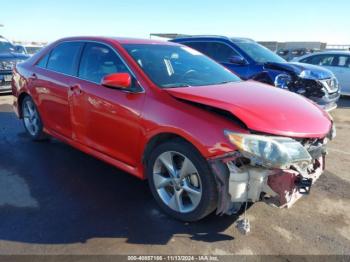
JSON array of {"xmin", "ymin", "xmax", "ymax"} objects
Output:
[
  {"xmin": 0, "ymin": 36, "xmax": 29, "ymax": 94},
  {"xmin": 171, "ymin": 36, "xmax": 340, "ymax": 111}
]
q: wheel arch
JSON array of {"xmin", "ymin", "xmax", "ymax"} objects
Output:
[
  {"xmin": 17, "ymin": 92, "xmax": 30, "ymax": 118},
  {"xmin": 142, "ymin": 132, "xmax": 206, "ymax": 167},
  {"xmin": 251, "ymin": 71, "xmax": 274, "ymax": 85}
]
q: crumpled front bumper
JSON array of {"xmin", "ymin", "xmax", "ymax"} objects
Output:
[
  {"xmin": 311, "ymin": 91, "xmax": 340, "ymax": 112},
  {"xmin": 209, "ymin": 153, "xmax": 326, "ymax": 215},
  {"xmin": 264, "ymin": 156, "xmax": 324, "ymax": 208}
]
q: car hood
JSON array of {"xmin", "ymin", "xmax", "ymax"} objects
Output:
[
  {"xmin": 165, "ymin": 81, "xmax": 331, "ymax": 138},
  {"xmin": 264, "ymin": 62, "xmax": 333, "ymax": 80},
  {"xmin": 0, "ymin": 52, "xmax": 29, "ymax": 60}
]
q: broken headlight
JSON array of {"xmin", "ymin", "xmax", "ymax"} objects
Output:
[
  {"xmin": 299, "ymin": 69, "xmax": 333, "ymax": 80},
  {"xmin": 224, "ymin": 131, "xmax": 312, "ymax": 169},
  {"xmin": 274, "ymin": 74, "xmax": 291, "ymax": 89}
]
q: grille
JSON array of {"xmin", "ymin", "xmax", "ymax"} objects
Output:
[
  {"xmin": 0, "ymin": 75, "xmax": 11, "ymax": 87},
  {"xmin": 320, "ymin": 78, "xmax": 339, "ymax": 93},
  {"xmin": 0, "ymin": 61, "xmax": 16, "ymax": 70}
]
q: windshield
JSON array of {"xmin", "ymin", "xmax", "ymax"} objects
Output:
[
  {"xmin": 0, "ymin": 39, "xmax": 15, "ymax": 53},
  {"xmin": 123, "ymin": 44, "xmax": 241, "ymax": 88},
  {"xmin": 233, "ymin": 40, "xmax": 286, "ymax": 63}
]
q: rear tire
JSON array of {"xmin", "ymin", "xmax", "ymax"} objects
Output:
[
  {"xmin": 146, "ymin": 139, "xmax": 218, "ymax": 222},
  {"xmin": 21, "ymin": 96, "xmax": 48, "ymax": 141}
]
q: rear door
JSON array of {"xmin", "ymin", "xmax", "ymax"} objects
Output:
[
  {"xmin": 69, "ymin": 42, "xmax": 145, "ymax": 166},
  {"xmin": 33, "ymin": 41, "xmax": 84, "ymax": 138},
  {"xmin": 330, "ymin": 55, "xmax": 350, "ymax": 93}
]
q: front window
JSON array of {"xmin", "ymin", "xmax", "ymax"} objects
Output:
[
  {"xmin": 233, "ymin": 40, "xmax": 286, "ymax": 64},
  {"xmin": 318, "ymin": 55, "xmax": 335, "ymax": 66},
  {"xmin": 123, "ymin": 44, "xmax": 241, "ymax": 88},
  {"xmin": 302, "ymin": 54, "xmax": 336, "ymax": 66},
  {"xmin": 78, "ymin": 42, "xmax": 129, "ymax": 83}
]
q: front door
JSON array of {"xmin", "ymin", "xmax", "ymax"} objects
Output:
[{"xmin": 69, "ymin": 42, "xmax": 145, "ymax": 166}]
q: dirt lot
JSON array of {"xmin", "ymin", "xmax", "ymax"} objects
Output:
[{"xmin": 0, "ymin": 94, "xmax": 349, "ymax": 256}]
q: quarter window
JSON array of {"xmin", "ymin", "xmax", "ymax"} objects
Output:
[
  {"xmin": 46, "ymin": 42, "xmax": 83, "ymax": 75},
  {"xmin": 36, "ymin": 53, "xmax": 50, "ymax": 68},
  {"xmin": 78, "ymin": 43, "xmax": 129, "ymax": 83}
]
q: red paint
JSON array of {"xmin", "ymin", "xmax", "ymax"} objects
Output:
[
  {"xmin": 102, "ymin": 73, "xmax": 131, "ymax": 89},
  {"xmin": 165, "ymin": 80, "xmax": 332, "ymax": 138},
  {"xmin": 267, "ymin": 156, "xmax": 324, "ymax": 207},
  {"xmin": 11, "ymin": 37, "xmax": 332, "ymax": 179}
]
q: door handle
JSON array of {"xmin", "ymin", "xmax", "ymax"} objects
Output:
[
  {"xmin": 29, "ymin": 73, "xmax": 38, "ymax": 80},
  {"xmin": 69, "ymin": 84, "xmax": 82, "ymax": 94}
]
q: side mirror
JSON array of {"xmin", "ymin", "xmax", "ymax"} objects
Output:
[
  {"xmin": 229, "ymin": 55, "xmax": 247, "ymax": 65},
  {"xmin": 101, "ymin": 73, "xmax": 131, "ymax": 90}
]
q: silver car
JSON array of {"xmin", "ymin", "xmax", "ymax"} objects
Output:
[{"xmin": 295, "ymin": 51, "xmax": 350, "ymax": 96}]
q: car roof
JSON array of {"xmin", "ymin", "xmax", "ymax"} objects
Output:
[
  {"xmin": 172, "ymin": 35, "xmax": 254, "ymax": 43},
  {"xmin": 56, "ymin": 36, "xmax": 179, "ymax": 46},
  {"xmin": 316, "ymin": 50, "xmax": 350, "ymax": 55},
  {"xmin": 295, "ymin": 50, "xmax": 350, "ymax": 61}
]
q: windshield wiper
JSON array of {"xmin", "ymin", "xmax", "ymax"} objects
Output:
[
  {"xmin": 162, "ymin": 83, "xmax": 191, "ymax": 88},
  {"xmin": 216, "ymin": 80, "xmax": 235, "ymax": 85}
]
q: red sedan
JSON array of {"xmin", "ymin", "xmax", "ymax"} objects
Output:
[{"xmin": 12, "ymin": 37, "xmax": 335, "ymax": 222}]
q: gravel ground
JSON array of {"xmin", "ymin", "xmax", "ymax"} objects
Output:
[{"xmin": 0, "ymin": 94, "xmax": 349, "ymax": 256}]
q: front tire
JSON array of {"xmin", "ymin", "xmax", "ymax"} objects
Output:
[
  {"xmin": 146, "ymin": 139, "xmax": 218, "ymax": 222},
  {"xmin": 22, "ymin": 96, "xmax": 48, "ymax": 141}
]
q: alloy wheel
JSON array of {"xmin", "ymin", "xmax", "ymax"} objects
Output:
[
  {"xmin": 152, "ymin": 151, "xmax": 202, "ymax": 213},
  {"xmin": 23, "ymin": 99, "xmax": 40, "ymax": 137}
]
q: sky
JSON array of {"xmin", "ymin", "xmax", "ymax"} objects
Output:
[{"xmin": 1, "ymin": 0, "xmax": 349, "ymax": 44}]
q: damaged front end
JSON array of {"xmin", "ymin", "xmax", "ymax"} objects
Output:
[
  {"xmin": 209, "ymin": 125, "xmax": 336, "ymax": 215},
  {"xmin": 258, "ymin": 62, "xmax": 341, "ymax": 111}
]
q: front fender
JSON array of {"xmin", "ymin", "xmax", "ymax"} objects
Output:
[{"xmin": 143, "ymin": 125, "xmax": 237, "ymax": 161}]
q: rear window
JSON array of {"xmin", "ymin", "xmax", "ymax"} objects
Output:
[{"xmin": 46, "ymin": 42, "xmax": 83, "ymax": 76}]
